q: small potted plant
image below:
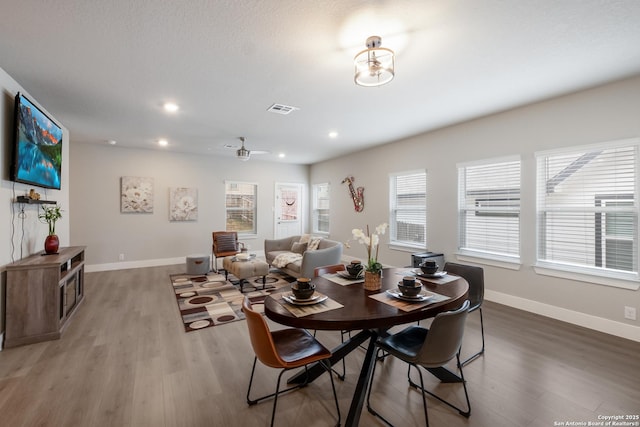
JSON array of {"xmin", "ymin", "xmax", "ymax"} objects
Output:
[
  {"xmin": 39, "ymin": 204, "xmax": 62, "ymax": 254},
  {"xmin": 347, "ymin": 223, "xmax": 388, "ymax": 290}
]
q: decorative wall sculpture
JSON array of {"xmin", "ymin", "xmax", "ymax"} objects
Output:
[
  {"xmin": 121, "ymin": 176, "xmax": 154, "ymax": 213},
  {"xmin": 342, "ymin": 176, "xmax": 364, "ymax": 212},
  {"xmin": 169, "ymin": 187, "xmax": 198, "ymax": 221}
]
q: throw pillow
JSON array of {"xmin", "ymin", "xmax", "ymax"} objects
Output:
[
  {"xmin": 291, "ymin": 241, "xmax": 308, "ymax": 254},
  {"xmin": 307, "ymin": 237, "xmax": 323, "ymax": 251},
  {"xmin": 216, "ymin": 234, "xmax": 237, "ymax": 252},
  {"xmin": 298, "ymin": 234, "xmax": 312, "ymax": 244}
]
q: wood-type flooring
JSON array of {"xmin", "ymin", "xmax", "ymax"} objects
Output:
[{"xmin": 0, "ymin": 264, "xmax": 638, "ymax": 426}]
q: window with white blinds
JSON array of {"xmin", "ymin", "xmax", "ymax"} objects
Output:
[
  {"xmin": 389, "ymin": 171, "xmax": 427, "ymax": 248},
  {"xmin": 225, "ymin": 181, "xmax": 257, "ymax": 235},
  {"xmin": 536, "ymin": 139, "xmax": 638, "ymax": 279},
  {"xmin": 312, "ymin": 183, "xmax": 330, "ymax": 234},
  {"xmin": 458, "ymin": 157, "xmax": 521, "ymax": 261}
]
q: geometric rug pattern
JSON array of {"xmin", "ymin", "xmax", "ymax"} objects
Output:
[{"xmin": 169, "ymin": 270, "xmax": 295, "ymax": 332}]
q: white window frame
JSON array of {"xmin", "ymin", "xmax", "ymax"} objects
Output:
[
  {"xmin": 225, "ymin": 181, "xmax": 258, "ymax": 236},
  {"xmin": 389, "ymin": 170, "xmax": 427, "ymax": 250},
  {"xmin": 312, "ymin": 183, "xmax": 330, "ymax": 235},
  {"xmin": 535, "ymin": 138, "xmax": 640, "ymax": 289},
  {"xmin": 456, "ymin": 156, "xmax": 521, "ymax": 267}
]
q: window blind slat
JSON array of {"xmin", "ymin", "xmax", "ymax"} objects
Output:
[
  {"xmin": 537, "ymin": 141, "xmax": 638, "ymax": 275},
  {"xmin": 458, "ymin": 158, "xmax": 521, "ymax": 258},
  {"xmin": 390, "ymin": 171, "xmax": 427, "ymax": 246}
]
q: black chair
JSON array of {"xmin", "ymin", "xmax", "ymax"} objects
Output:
[
  {"xmin": 242, "ymin": 297, "xmax": 341, "ymax": 427},
  {"xmin": 444, "ymin": 262, "xmax": 485, "ymax": 366},
  {"xmin": 366, "ymin": 300, "xmax": 471, "ymax": 427}
]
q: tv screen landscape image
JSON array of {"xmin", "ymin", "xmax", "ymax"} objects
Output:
[{"xmin": 11, "ymin": 93, "xmax": 63, "ymax": 190}]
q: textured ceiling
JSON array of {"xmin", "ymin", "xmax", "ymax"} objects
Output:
[{"xmin": 2, "ymin": 0, "xmax": 640, "ymax": 164}]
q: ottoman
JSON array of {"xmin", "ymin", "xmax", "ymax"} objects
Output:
[
  {"xmin": 186, "ymin": 254, "xmax": 210, "ymax": 275},
  {"xmin": 223, "ymin": 256, "xmax": 269, "ymax": 292}
]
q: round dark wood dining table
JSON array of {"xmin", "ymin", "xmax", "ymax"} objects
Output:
[{"xmin": 264, "ymin": 267, "xmax": 469, "ymax": 427}]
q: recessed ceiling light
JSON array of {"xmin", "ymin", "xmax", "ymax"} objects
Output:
[
  {"xmin": 329, "ymin": 131, "xmax": 338, "ymax": 139},
  {"xmin": 278, "ymin": 153, "xmax": 286, "ymax": 158},
  {"xmin": 108, "ymin": 140, "xmax": 117, "ymax": 145},
  {"xmin": 158, "ymin": 139, "xmax": 168, "ymax": 147},
  {"xmin": 163, "ymin": 102, "xmax": 179, "ymax": 113}
]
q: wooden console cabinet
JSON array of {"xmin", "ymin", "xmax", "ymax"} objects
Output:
[{"xmin": 5, "ymin": 246, "xmax": 86, "ymax": 348}]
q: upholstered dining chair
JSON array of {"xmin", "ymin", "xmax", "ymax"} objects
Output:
[
  {"xmin": 242, "ymin": 297, "xmax": 341, "ymax": 427},
  {"xmin": 313, "ymin": 263, "xmax": 348, "ymax": 380},
  {"xmin": 212, "ymin": 231, "xmax": 244, "ymax": 272},
  {"xmin": 443, "ymin": 262, "xmax": 485, "ymax": 366},
  {"xmin": 366, "ymin": 300, "xmax": 471, "ymax": 427}
]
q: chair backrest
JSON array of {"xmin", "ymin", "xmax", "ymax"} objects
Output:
[
  {"xmin": 314, "ymin": 264, "xmax": 346, "ymax": 277},
  {"xmin": 242, "ymin": 297, "xmax": 285, "ymax": 369},
  {"xmin": 417, "ymin": 300, "xmax": 470, "ymax": 367},
  {"xmin": 212, "ymin": 231, "xmax": 239, "ymax": 254},
  {"xmin": 443, "ymin": 262, "xmax": 484, "ymax": 309}
]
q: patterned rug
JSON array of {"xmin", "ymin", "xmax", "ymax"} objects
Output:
[{"xmin": 169, "ymin": 270, "xmax": 295, "ymax": 332}]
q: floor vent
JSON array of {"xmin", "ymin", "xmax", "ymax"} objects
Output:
[{"xmin": 267, "ymin": 103, "xmax": 299, "ymax": 115}]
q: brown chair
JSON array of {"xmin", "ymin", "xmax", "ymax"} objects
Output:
[
  {"xmin": 242, "ymin": 297, "xmax": 341, "ymax": 427},
  {"xmin": 313, "ymin": 263, "xmax": 346, "ymax": 277},
  {"xmin": 313, "ymin": 263, "xmax": 349, "ymax": 380},
  {"xmin": 444, "ymin": 262, "xmax": 485, "ymax": 366},
  {"xmin": 212, "ymin": 231, "xmax": 244, "ymax": 272}
]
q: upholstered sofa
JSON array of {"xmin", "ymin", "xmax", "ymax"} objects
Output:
[{"xmin": 264, "ymin": 235, "xmax": 343, "ymax": 279}]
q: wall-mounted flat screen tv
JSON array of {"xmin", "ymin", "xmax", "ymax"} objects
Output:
[{"xmin": 11, "ymin": 93, "xmax": 63, "ymax": 190}]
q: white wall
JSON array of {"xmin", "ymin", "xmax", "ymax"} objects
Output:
[
  {"xmin": 311, "ymin": 75, "xmax": 640, "ymax": 341},
  {"xmin": 69, "ymin": 143, "xmax": 309, "ymax": 270},
  {"xmin": 0, "ymin": 66, "xmax": 70, "ymax": 337}
]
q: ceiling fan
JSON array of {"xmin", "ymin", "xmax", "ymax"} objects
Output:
[{"xmin": 226, "ymin": 137, "xmax": 269, "ymax": 161}]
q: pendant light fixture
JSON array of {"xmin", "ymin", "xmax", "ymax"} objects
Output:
[{"xmin": 354, "ymin": 36, "xmax": 395, "ymax": 87}]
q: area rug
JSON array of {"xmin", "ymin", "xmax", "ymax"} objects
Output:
[{"xmin": 169, "ymin": 270, "xmax": 295, "ymax": 332}]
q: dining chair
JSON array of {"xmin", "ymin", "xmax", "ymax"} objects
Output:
[
  {"xmin": 211, "ymin": 231, "xmax": 244, "ymax": 272},
  {"xmin": 366, "ymin": 300, "xmax": 471, "ymax": 427},
  {"xmin": 313, "ymin": 263, "xmax": 348, "ymax": 380},
  {"xmin": 242, "ymin": 297, "xmax": 341, "ymax": 427},
  {"xmin": 443, "ymin": 262, "xmax": 485, "ymax": 366}
]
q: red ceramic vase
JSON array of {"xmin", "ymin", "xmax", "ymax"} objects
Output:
[{"xmin": 44, "ymin": 235, "xmax": 59, "ymax": 254}]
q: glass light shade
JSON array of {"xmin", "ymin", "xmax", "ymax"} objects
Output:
[{"xmin": 354, "ymin": 38, "xmax": 395, "ymax": 87}]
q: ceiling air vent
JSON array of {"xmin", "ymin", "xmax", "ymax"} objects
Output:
[{"xmin": 267, "ymin": 103, "xmax": 299, "ymax": 115}]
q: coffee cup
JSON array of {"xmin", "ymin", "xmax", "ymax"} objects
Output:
[
  {"xmin": 402, "ymin": 276, "xmax": 416, "ymax": 287},
  {"xmin": 346, "ymin": 260, "xmax": 364, "ymax": 277},
  {"xmin": 296, "ymin": 277, "xmax": 312, "ymax": 289}
]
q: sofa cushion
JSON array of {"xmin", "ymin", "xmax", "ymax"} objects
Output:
[
  {"xmin": 307, "ymin": 237, "xmax": 323, "ymax": 251},
  {"xmin": 291, "ymin": 241, "xmax": 308, "ymax": 254},
  {"xmin": 216, "ymin": 234, "xmax": 237, "ymax": 252},
  {"xmin": 299, "ymin": 234, "xmax": 312, "ymax": 244}
]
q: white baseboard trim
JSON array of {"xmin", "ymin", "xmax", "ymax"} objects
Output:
[
  {"xmin": 85, "ymin": 250, "xmax": 267, "ymax": 273},
  {"xmin": 485, "ymin": 289, "xmax": 640, "ymax": 343},
  {"xmin": 86, "ymin": 257, "xmax": 185, "ymax": 273}
]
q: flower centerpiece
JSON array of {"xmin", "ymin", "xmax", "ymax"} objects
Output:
[
  {"xmin": 349, "ymin": 223, "xmax": 388, "ymax": 290},
  {"xmin": 39, "ymin": 205, "xmax": 62, "ymax": 254}
]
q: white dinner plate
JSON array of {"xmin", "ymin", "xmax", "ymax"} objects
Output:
[
  {"xmin": 283, "ymin": 294, "xmax": 328, "ymax": 306},
  {"xmin": 386, "ymin": 289, "xmax": 434, "ymax": 302},
  {"xmin": 413, "ymin": 270, "xmax": 447, "ymax": 279}
]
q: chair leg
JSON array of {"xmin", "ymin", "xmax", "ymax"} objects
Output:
[
  {"xmin": 247, "ymin": 359, "xmax": 340, "ymax": 427},
  {"xmin": 319, "ymin": 360, "xmax": 341, "ymax": 427},
  {"xmin": 461, "ymin": 307, "xmax": 485, "ymax": 366},
  {"xmin": 407, "ymin": 353, "xmax": 471, "ymax": 418},
  {"xmin": 408, "ymin": 363, "xmax": 430, "ymax": 427},
  {"xmin": 366, "ymin": 348, "xmax": 397, "ymax": 427},
  {"xmin": 246, "ymin": 357, "xmax": 305, "ymax": 406}
]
